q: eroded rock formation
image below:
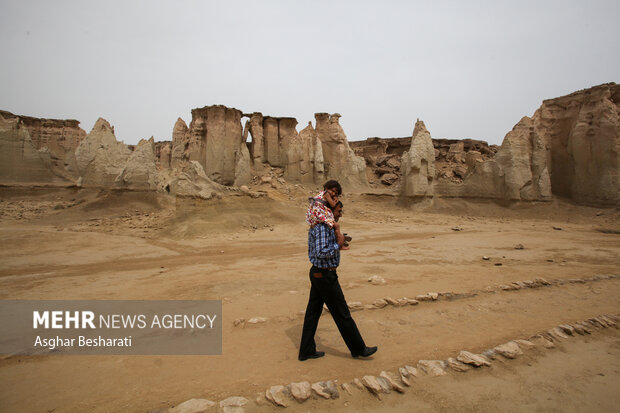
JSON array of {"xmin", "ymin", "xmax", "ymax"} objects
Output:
[
  {"xmin": 188, "ymin": 105, "xmax": 244, "ymax": 185},
  {"xmin": 75, "ymin": 118, "xmax": 132, "ymax": 187},
  {"xmin": 245, "ymin": 114, "xmax": 324, "ymax": 184},
  {"xmin": 167, "ymin": 106, "xmax": 250, "ymax": 187},
  {"xmin": 440, "ymin": 116, "xmax": 552, "ymax": 201},
  {"xmin": 0, "ymin": 110, "xmax": 86, "ymax": 180},
  {"xmin": 116, "ymin": 138, "xmax": 160, "ymax": 190},
  {"xmin": 245, "ymin": 113, "xmax": 265, "ymax": 165},
  {"xmin": 170, "ymin": 117, "xmax": 191, "ymax": 169},
  {"xmin": 157, "ymin": 142, "xmax": 171, "ymax": 170},
  {"xmin": 0, "ymin": 110, "xmax": 85, "ymax": 158},
  {"xmin": 263, "ymin": 117, "xmax": 297, "ymax": 167},
  {"xmin": 434, "ymin": 83, "xmax": 619, "ymax": 204},
  {"xmin": 2, "ymin": 83, "xmax": 616, "ymax": 205},
  {"xmin": 167, "ymin": 161, "xmax": 223, "ymax": 200},
  {"xmin": 400, "ymin": 120, "xmax": 436, "ymax": 197},
  {"xmin": 296, "ymin": 122, "xmax": 325, "ymax": 184},
  {"xmin": 314, "ymin": 113, "xmax": 367, "ymax": 188},
  {"xmin": 533, "ymin": 83, "xmax": 619, "ymax": 205}
]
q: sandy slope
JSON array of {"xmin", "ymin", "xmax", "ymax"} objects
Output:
[{"xmin": 0, "ymin": 187, "xmax": 618, "ymax": 412}]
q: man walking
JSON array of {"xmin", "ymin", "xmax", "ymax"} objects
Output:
[{"xmin": 298, "ymin": 201, "xmax": 378, "ymax": 361}]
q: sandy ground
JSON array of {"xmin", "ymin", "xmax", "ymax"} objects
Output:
[{"xmin": 0, "ymin": 186, "xmax": 618, "ymax": 412}]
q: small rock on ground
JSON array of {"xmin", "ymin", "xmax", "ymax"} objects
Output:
[
  {"xmin": 247, "ymin": 317, "xmax": 267, "ymax": 324},
  {"xmin": 494, "ymin": 341, "xmax": 523, "ymax": 359},
  {"xmin": 379, "ymin": 371, "xmax": 404, "ymax": 393},
  {"xmin": 447, "ymin": 357, "xmax": 471, "ymax": 372},
  {"xmin": 311, "ymin": 382, "xmax": 331, "ymax": 399},
  {"xmin": 265, "ymin": 385, "xmax": 289, "ymax": 407},
  {"xmin": 373, "ymin": 298, "xmax": 388, "ymax": 308},
  {"xmin": 288, "ymin": 382, "xmax": 311, "ymax": 402},
  {"xmin": 417, "ymin": 360, "xmax": 447, "ymax": 376},
  {"xmin": 219, "ymin": 397, "xmax": 247, "ymax": 408},
  {"xmin": 514, "ymin": 339, "xmax": 535, "ymax": 349},
  {"xmin": 548, "ymin": 327, "xmax": 569, "ymax": 339},
  {"xmin": 456, "ymin": 350, "xmax": 491, "ymax": 367},
  {"xmin": 368, "ymin": 275, "xmax": 386, "ymax": 285},
  {"xmin": 168, "ymin": 398, "xmax": 216, "ymax": 413},
  {"xmin": 361, "ymin": 375, "xmax": 383, "ymax": 396}
]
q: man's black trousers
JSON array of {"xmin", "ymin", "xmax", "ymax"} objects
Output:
[{"xmin": 299, "ymin": 265, "xmax": 366, "ymax": 358}]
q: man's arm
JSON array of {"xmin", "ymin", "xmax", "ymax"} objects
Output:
[
  {"xmin": 333, "ymin": 221, "xmax": 345, "ymax": 248},
  {"xmin": 312, "ymin": 224, "xmax": 340, "ymax": 259}
]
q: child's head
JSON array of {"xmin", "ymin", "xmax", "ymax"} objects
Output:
[{"xmin": 323, "ymin": 180, "xmax": 342, "ymax": 196}]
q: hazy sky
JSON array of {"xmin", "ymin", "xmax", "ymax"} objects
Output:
[{"xmin": 1, "ymin": 1, "xmax": 618, "ymax": 145}]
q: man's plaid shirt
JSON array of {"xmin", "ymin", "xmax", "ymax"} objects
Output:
[{"xmin": 308, "ymin": 223, "xmax": 340, "ymax": 268}]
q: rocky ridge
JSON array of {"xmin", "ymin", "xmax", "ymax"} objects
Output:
[{"xmin": 1, "ymin": 83, "xmax": 617, "ymax": 205}]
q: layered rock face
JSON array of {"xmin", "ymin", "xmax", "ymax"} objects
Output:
[
  {"xmin": 0, "ymin": 114, "xmax": 63, "ymax": 184},
  {"xmin": 400, "ymin": 120, "xmax": 436, "ymax": 197},
  {"xmin": 0, "ymin": 110, "xmax": 86, "ymax": 180},
  {"xmin": 533, "ymin": 83, "xmax": 619, "ymax": 205},
  {"xmin": 187, "ymin": 105, "xmax": 245, "ymax": 185},
  {"xmin": 314, "ymin": 113, "xmax": 367, "ymax": 188},
  {"xmin": 0, "ymin": 110, "xmax": 85, "ymax": 156}
]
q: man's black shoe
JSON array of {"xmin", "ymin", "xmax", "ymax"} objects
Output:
[
  {"xmin": 298, "ymin": 351, "xmax": 325, "ymax": 361},
  {"xmin": 352, "ymin": 346, "xmax": 378, "ymax": 358}
]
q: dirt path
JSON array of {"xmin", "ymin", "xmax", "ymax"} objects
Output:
[{"xmin": 0, "ymin": 196, "xmax": 618, "ymax": 412}]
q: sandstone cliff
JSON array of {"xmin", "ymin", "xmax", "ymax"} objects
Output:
[
  {"xmin": 314, "ymin": 113, "xmax": 367, "ymax": 188},
  {"xmin": 3, "ymin": 83, "xmax": 615, "ymax": 205},
  {"xmin": 0, "ymin": 110, "xmax": 86, "ymax": 180},
  {"xmin": 533, "ymin": 83, "xmax": 619, "ymax": 205},
  {"xmin": 166, "ymin": 106, "xmax": 251, "ymax": 187},
  {"xmin": 0, "ymin": 114, "xmax": 64, "ymax": 184},
  {"xmin": 435, "ymin": 83, "xmax": 618, "ymax": 205},
  {"xmin": 187, "ymin": 105, "xmax": 245, "ymax": 185}
]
